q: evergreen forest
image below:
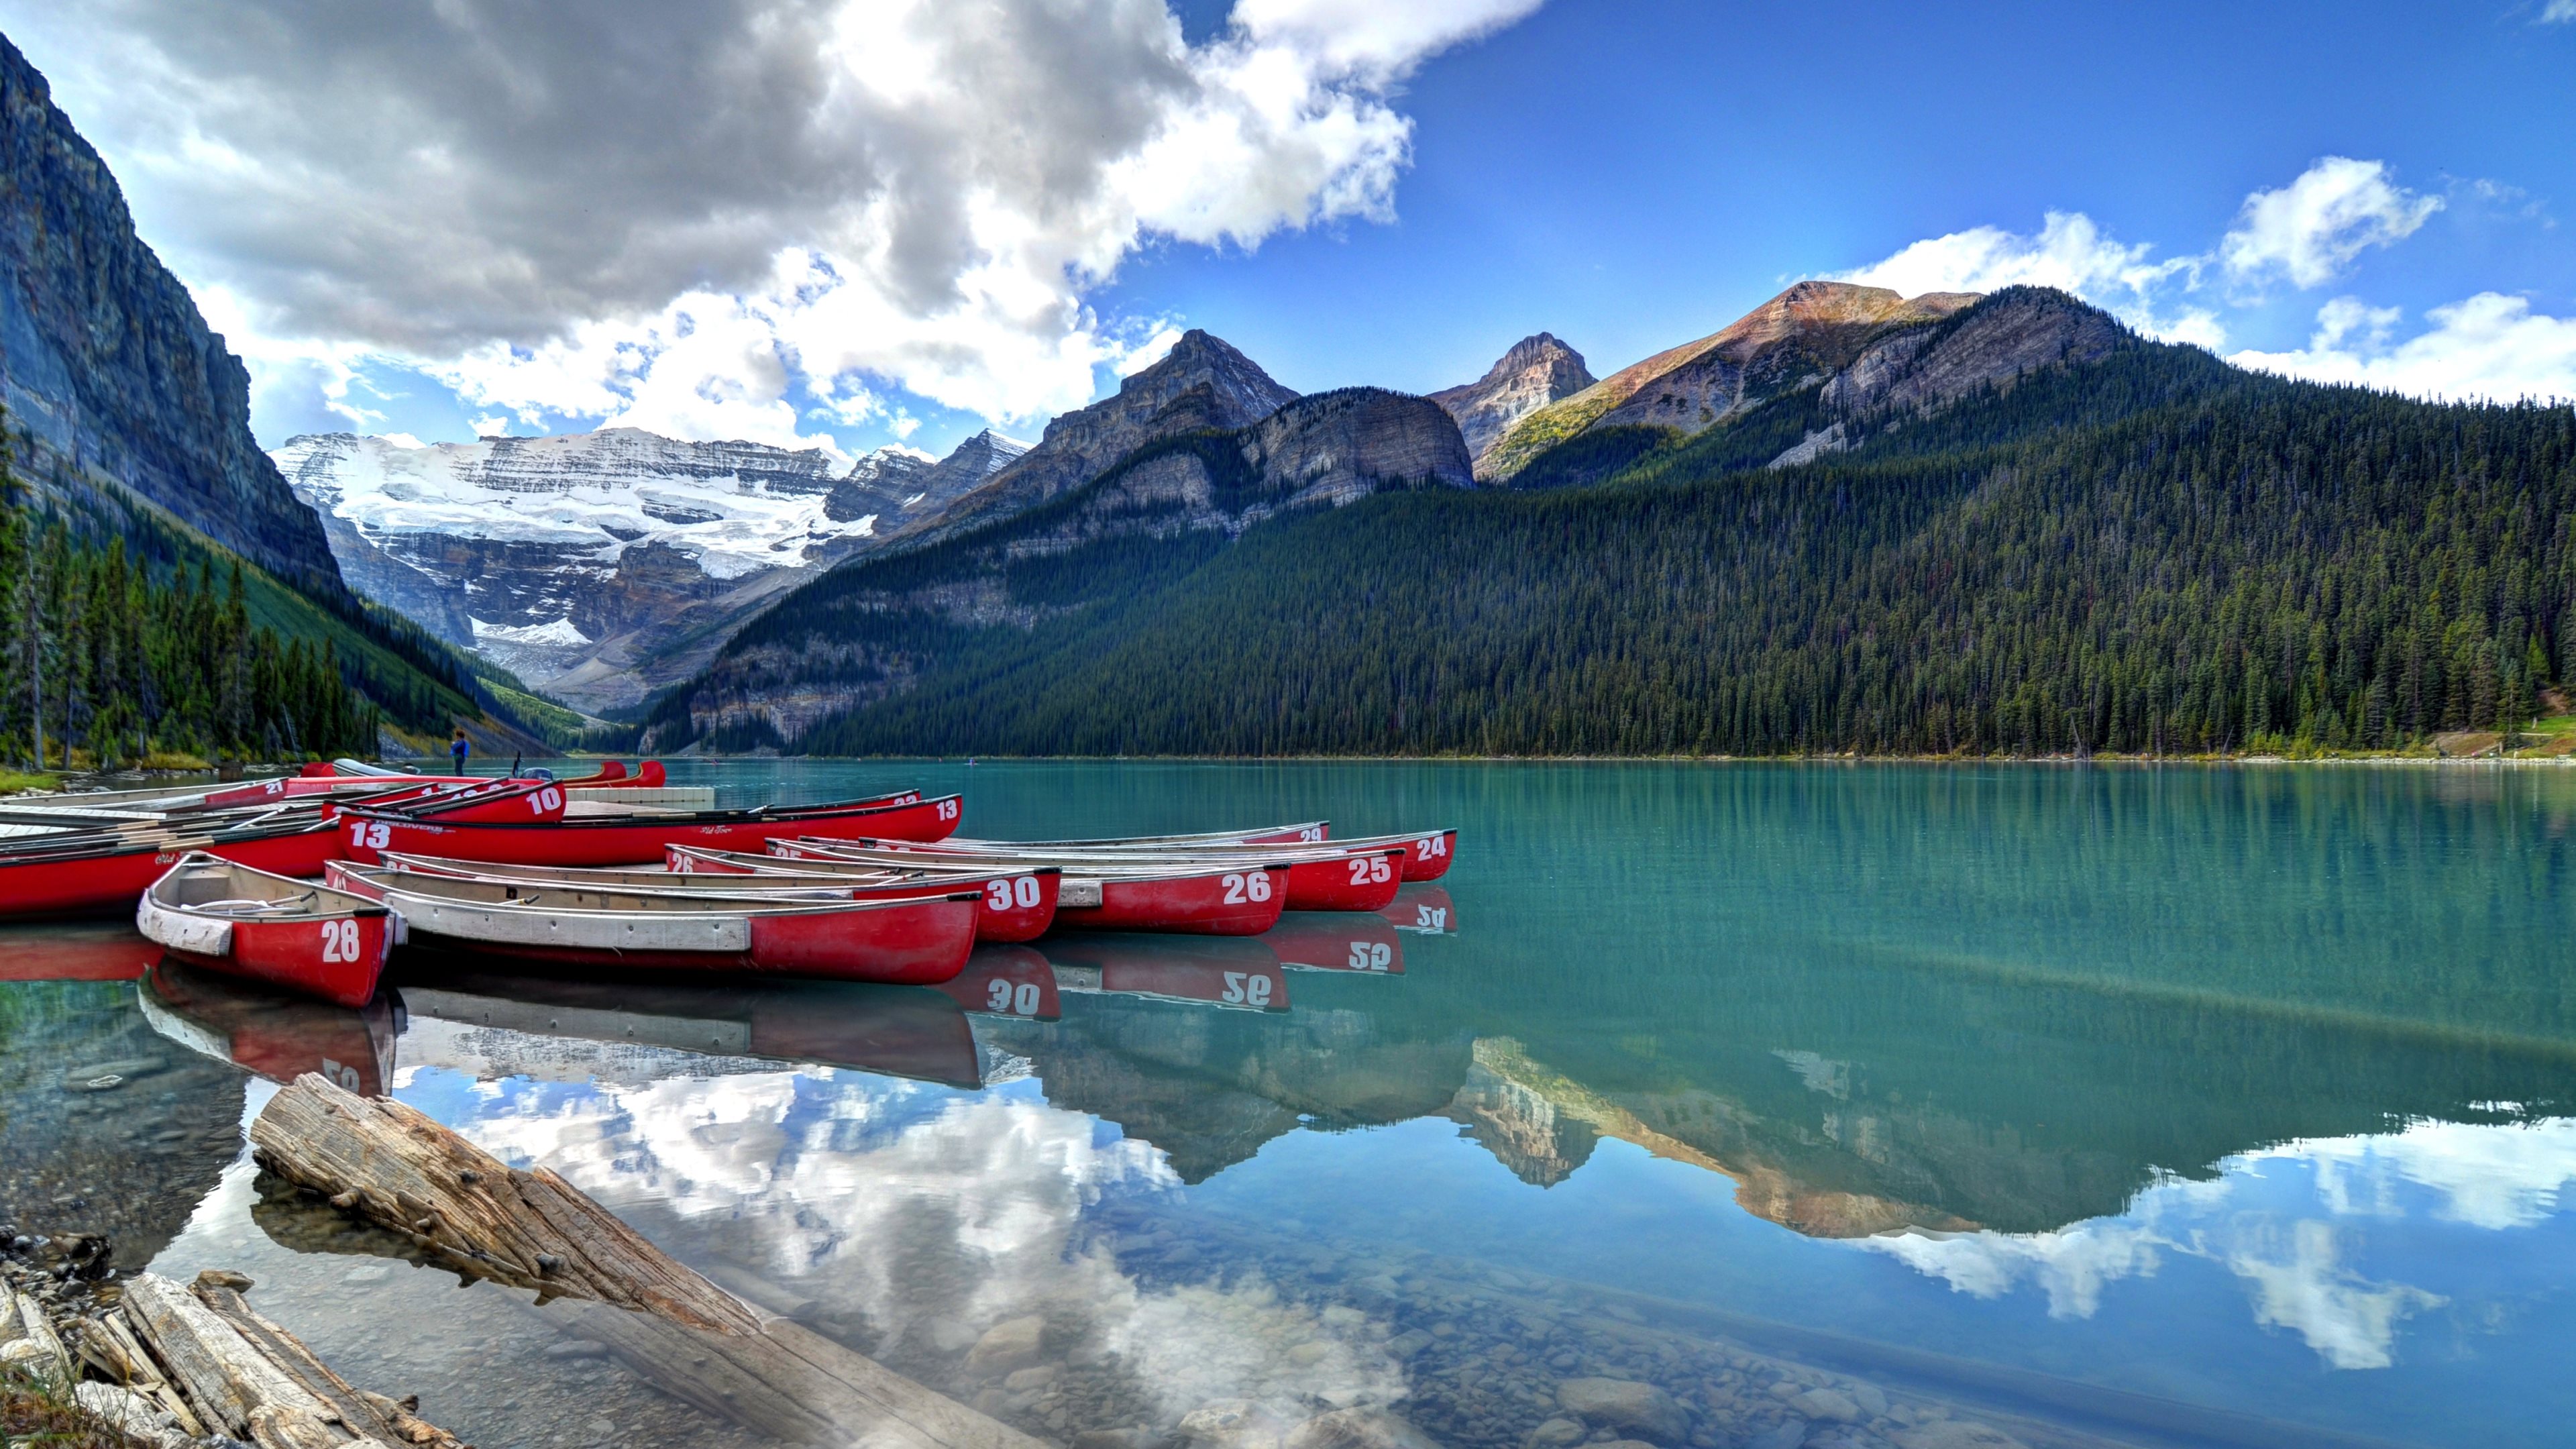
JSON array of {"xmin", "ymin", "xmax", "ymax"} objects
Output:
[{"xmin": 0, "ymin": 473, "xmax": 380, "ymax": 769}]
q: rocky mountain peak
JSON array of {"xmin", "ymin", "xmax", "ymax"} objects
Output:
[
  {"xmin": 1432, "ymin": 332, "xmax": 1599, "ymax": 472},
  {"xmin": 904, "ymin": 331, "xmax": 1298, "ymax": 544},
  {"xmin": 1104, "ymin": 329, "xmax": 1299, "ymax": 428}
]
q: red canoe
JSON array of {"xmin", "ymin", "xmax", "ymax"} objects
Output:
[
  {"xmin": 336, "ymin": 791, "xmax": 960, "ymax": 867},
  {"xmin": 661, "ymin": 846, "xmax": 1061, "ymax": 943},
  {"xmin": 0, "ymin": 820, "xmax": 347, "ymax": 920},
  {"xmin": 797, "ymin": 837, "xmax": 1395, "ymax": 912},
  {"xmin": 137, "ymin": 853, "xmax": 396, "ymax": 1008},
  {"xmin": 329, "ymin": 862, "xmax": 981, "ymax": 984},
  {"xmin": 777, "ymin": 841, "xmax": 1289, "ymax": 935},
  {"xmin": 382, "ymin": 849, "xmax": 1059, "ymax": 945}
]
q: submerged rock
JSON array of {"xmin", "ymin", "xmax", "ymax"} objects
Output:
[
  {"xmin": 965, "ymin": 1314, "xmax": 1047, "ymax": 1377},
  {"xmin": 1282, "ymin": 1406, "xmax": 1442, "ymax": 1449},
  {"xmin": 1552, "ymin": 1378, "xmax": 1687, "ymax": 1444}
]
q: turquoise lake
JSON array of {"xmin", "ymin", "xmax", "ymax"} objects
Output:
[{"xmin": 4, "ymin": 760, "xmax": 2572, "ymax": 1449}]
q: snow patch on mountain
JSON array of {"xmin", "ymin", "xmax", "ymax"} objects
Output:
[
  {"xmin": 472, "ymin": 616, "xmax": 593, "ymax": 647},
  {"xmin": 270, "ymin": 425, "xmax": 1026, "ymax": 713},
  {"xmin": 274, "ymin": 427, "xmax": 890, "ymax": 582}
]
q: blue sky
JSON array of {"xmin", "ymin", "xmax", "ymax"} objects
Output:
[{"xmin": 5, "ymin": 0, "xmax": 2570, "ymax": 464}]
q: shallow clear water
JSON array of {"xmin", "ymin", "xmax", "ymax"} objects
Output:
[{"xmin": 5, "ymin": 761, "xmax": 2574, "ymax": 1449}]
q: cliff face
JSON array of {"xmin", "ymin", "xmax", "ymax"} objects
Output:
[
  {"xmin": 1428, "ymin": 332, "xmax": 1595, "ymax": 474},
  {"xmin": 909, "ymin": 330, "xmax": 1299, "ymax": 545},
  {"xmin": 0, "ymin": 36, "xmax": 341, "ymax": 592}
]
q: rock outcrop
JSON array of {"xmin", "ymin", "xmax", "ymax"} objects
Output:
[
  {"xmin": 825, "ymin": 427, "xmax": 1024, "ymax": 525},
  {"xmin": 273, "ymin": 425, "xmax": 1015, "ymax": 712},
  {"xmin": 0, "ymin": 36, "xmax": 342, "ymax": 593},
  {"xmin": 1428, "ymin": 332, "xmax": 1595, "ymax": 474},
  {"xmin": 910, "ymin": 330, "xmax": 1299, "ymax": 545},
  {"xmin": 1480, "ymin": 282, "xmax": 2134, "ymax": 482}
]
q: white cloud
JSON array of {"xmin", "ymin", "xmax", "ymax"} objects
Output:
[
  {"xmin": 1837, "ymin": 210, "xmax": 2218, "ymax": 346},
  {"xmin": 2219, "ymin": 1219, "xmax": 2445, "ymax": 1371},
  {"xmin": 2229, "ymin": 292, "xmax": 2576, "ymax": 402},
  {"xmin": 2542, "ymin": 0, "xmax": 2576, "ymax": 21},
  {"xmin": 1864, "ymin": 1222, "xmax": 2165, "ymax": 1320},
  {"xmin": 1859, "ymin": 1117, "xmax": 2576, "ymax": 1371},
  {"xmin": 393, "ymin": 1024, "xmax": 1409, "ymax": 1428},
  {"xmin": 2218, "ymin": 157, "xmax": 2442, "ymax": 289},
  {"xmin": 4, "ymin": 0, "xmax": 1542, "ymax": 443}
]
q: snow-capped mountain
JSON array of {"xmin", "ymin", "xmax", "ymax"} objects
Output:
[{"xmin": 272, "ymin": 426, "xmax": 1024, "ymax": 712}]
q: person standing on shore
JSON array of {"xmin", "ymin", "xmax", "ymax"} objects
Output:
[{"xmin": 450, "ymin": 727, "xmax": 470, "ymax": 775}]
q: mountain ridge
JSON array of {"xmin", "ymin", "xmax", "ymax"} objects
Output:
[{"xmin": 1483, "ymin": 280, "xmax": 1992, "ymax": 480}]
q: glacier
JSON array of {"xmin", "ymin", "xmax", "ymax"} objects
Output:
[{"xmin": 273, "ymin": 425, "xmax": 1025, "ymax": 713}]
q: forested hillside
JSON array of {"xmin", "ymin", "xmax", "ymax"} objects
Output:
[
  {"xmin": 0, "ymin": 493, "xmax": 377, "ymax": 767},
  {"xmin": 647, "ymin": 297, "xmax": 2576, "ymax": 757}
]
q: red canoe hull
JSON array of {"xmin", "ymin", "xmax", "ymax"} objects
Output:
[
  {"xmin": 339, "ymin": 793, "xmax": 959, "ymax": 867},
  {"xmin": 0, "ymin": 827, "xmax": 345, "ymax": 920},
  {"xmin": 1395, "ymin": 830, "xmax": 1457, "ymax": 881},
  {"xmin": 336, "ymin": 871, "xmax": 979, "ymax": 985},
  {"xmin": 164, "ymin": 909, "xmax": 396, "ymax": 1009},
  {"xmin": 1057, "ymin": 866, "xmax": 1288, "ymax": 936},
  {"xmin": 1278, "ymin": 851, "xmax": 1405, "ymax": 912}
]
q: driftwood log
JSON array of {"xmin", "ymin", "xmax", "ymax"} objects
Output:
[
  {"xmin": 60, "ymin": 1271, "xmax": 468, "ymax": 1449},
  {"xmin": 251, "ymin": 1073, "xmax": 1050, "ymax": 1449},
  {"xmin": 251, "ymin": 1073, "xmax": 758, "ymax": 1332}
]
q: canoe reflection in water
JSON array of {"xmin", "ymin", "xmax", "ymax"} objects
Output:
[
  {"xmin": 935, "ymin": 945, "xmax": 1063, "ymax": 1020},
  {"xmin": 1381, "ymin": 885, "xmax": 1456, "ymax": 935},
  {"xmin": 1036, "ymin": 933, "xmax": 1291, "ymax": 1012},
  {"xmin": 138, "ymin": 955, "xmax": 984, "ymax": 1090},
  {"xmin": 142, "ymin": 959, "xmax": 401, "ymax": 1095}
]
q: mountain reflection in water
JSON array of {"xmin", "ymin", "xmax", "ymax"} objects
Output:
[{"xmin": 9, "ymin": 762, "xmax": 2576, "ymax": 1448}]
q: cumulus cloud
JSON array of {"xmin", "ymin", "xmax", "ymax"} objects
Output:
[
  {"xmin": 1835, "ymin": 156, "xmax": 2576, "ymax": 402},
  {"xmin": 1858, "ymin": 1117, "xmax": 2576, "ymax": 1371},
  {"xmin": 2230, "ymin": 292, "xmax": 2576, "ymax": 402},
  {"xmin": 3, "ymin": 0, "xmax": 1540, "ymax": 445},
  {"xmin": 1836, "ymin": 211, "xmax": 2220, "ymax": 347},
  {"xmin": 2218, "ymin": 157, "xmax": 2443, "ymax": 289}
]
